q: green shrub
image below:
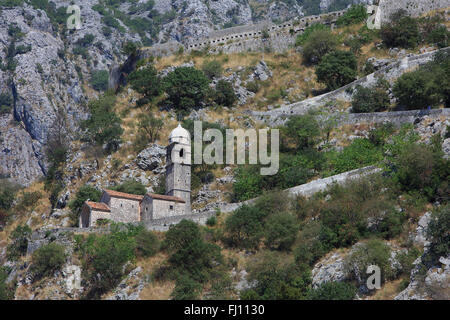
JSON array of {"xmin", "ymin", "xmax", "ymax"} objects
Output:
[
  {"xmin": 426, "ymin": 25, "xmax": 449, "ymax": 48},
  {"xmin": 90, "ymin": 70, "xmax": 109, "ymax": 91},
  {"xmin": 0, "ymin": 180, "xmax": 19, "ymax": 210},
  {"xmin": 68, "ymin": 185, "xmax": 102, "ymax": 226},
  {"xmin": 316, "ymin": 50, "xmax": 357, "ymax": 90},
  {"xmin": 0, "ymin": 92, "xmax": 13, "ymax": 115},
  {"xmin": 295, "ymin": 23, "xmax": 330, "ymax": 46},
  {"xmin": 206, "ymin": 216, "xmax": 217, "ymax": 227},
  {"xmin": 325, "ymin": 138, "xmax": 383, "ymax": 175},
  {"xmin": 201, "ymin": 60, "xmax": 223, "ymax": 79},
  {"xmin": 224, "ymin": 205, "xmax": 264, "ymax": 250},
  {"xmin": 128, "ymin": 65, "xmax": 162, "ymax": 106},
  {"xmin": 79, "ymin": 225, "xmax": 137, "ymax": 299},
  {"xmin": 427, "ymin": 205, "xmax": 450, "ymax": 258},
  {"xmin": 302, "ymin": 29, "xmax": 337, "ymax": 65},
  {"xmin": 214, "ymin": 80, "xmax": 237, "ymax": 107},
  {"xmin": 264, "ymin": 213, "xmax": 298, "ymax": 251},
  {"xmin": 111, "ymin": 179, "xmax": 146, "ymax": 195},
  {"xmin": 345, "ymin": 239, "xmax": 395, "ymax": 285},
  {"xmin": 245, "ymin": 81, "xmax": 260, "ymax": 93},
  {"xmin": 336, "ymin": 4, "xmax": 368, "ymax": 26},
  {"xmin": 281, "ymin": 114, "xmax": 321, "ymax": 152},
  {"xmin": 81, "ymin": 93, "xmax": 123, "ymax": 151},
  {"xmin": 163, "ymin": 67, "xmax": 210, "ymax": 115},
  {"xmin": 245, "ymin": 251, "xmax": 312, "ymax": 300},
  {"xmin": 380, "ymin": 14, "xmax": 420, "ymax": 48},
  {"xmin": 308, "ymin": 281, "xmax": 357, "ymax": 300},
  {"xmin": 30, "ymin": 242, "xmax": 66, "ymax": 279},
  {"xmin": 6, "ymin": 225, "xmax": 31, "ymax": 261},
  {"xmin": 351, "ymin": 81, "xmax": 390, "ymax": 113},
  {"xmin": 0, "ymin": 267, "xmax": 15, "ymax": 300},
  {"xmin": 171, "ymin": 275, "xmax": 203, "ymax": 300},
  {"xmin": 134, "ymin": 228, "xmax": 159, "ymax": 258}
]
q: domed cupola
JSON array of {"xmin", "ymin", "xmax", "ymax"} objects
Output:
[{"xmin": 169, "ymin": 124, "xmax": 190, "ymax": 145}]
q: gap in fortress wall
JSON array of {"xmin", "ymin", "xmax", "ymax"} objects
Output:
[{"xmin": 141, "ymin": 9, "xmax": 348, "ymax": 57}]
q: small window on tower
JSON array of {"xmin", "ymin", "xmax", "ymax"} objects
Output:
[
  {"xmin": 180, "ymin": 148, "xmax": 184, "ymax": 158},
  {"xmin": 170, "ymin": 205, "xmax": 174, "ymax": 210}
]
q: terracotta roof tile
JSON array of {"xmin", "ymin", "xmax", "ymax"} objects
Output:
[
  {"xmin": 147, "ymin": 193, "xmax": 186, "ymax": 203},
  {"xmin": 104, "ymin": 189, "xmax": 145, "ymax": 201},
  {"xmin": 85, "ymin": 201, "xmax": 111, "ymax": 212}
]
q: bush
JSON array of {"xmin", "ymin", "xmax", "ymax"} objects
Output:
[
  {"xmin": 426, "ymin": 25, "xmax": 449, "ymax": 48},
  {"xmin": 90, "ymin": 70, "xmax": 109, "ymax": 91},
  {"xmin": 345, "ymin": 239, "xmax": 395, "ymax": 286},
  {"xmin": 201, "ymin": 60, "xmax": 223, "ymax": 79},
  {"xmin": 6, "ymin": 225, "xmax": 31, "ymax": 261},
  {"xmin": 295, "ymin": 23, "xmax": 330, "ymax": 46},
  {"xmin": 308, "ymin": 281, "xmax": 357, "ymax": 300},
  {"xmin": 380, "ymin": 14, "xmax": 420, "ymax": 49},
  {"xmin": 336, "ymin": 5, "xmax": 368, "ymax": 26},
  {"xmin": 245, "ymin": 251, "xmax": 312, "ymax": 300},
  {"xmin": 214, "ymin": 80, "xmax": 237, "ymax": 107},
  {"xmin": 316, "ymin": 50, "xmax": 357, "ymax": 90},
  {"xmin": 206, "ymin": 216, "xmax": 217, "ymax": 227},
  {"xmin": 325, "ymin": 138, "xmax": 383, "ymax": 175},
  {"xmin": 264, "ymin": 213, "xmax": 298, "ymax": 251},
  {"xmin": 302, "ymin": 29, "xmax": 337, "ymax": 65},
  {"xmin": 81, "ymin": 93, "xmax": 123, "ymax": 151},
  {"xmin": 171, "ymin": 275, "xmax": 203, "ymax": 300},
  {"xmin": 427, "ymin": 205, "xmax": 450, "ymax": 258},
  {"xmin": 128, "ymin": 65, "xmax": 162, "ymax": 106},
  {"xmin": 388, "ymin": 142, "xmax": 449, "ymax": 201},
  {"xmin": 30, "ymin": 242, "xmax": 66, "ymax": 279},
  {"xmin": 69, "ymin": 185, "xmax": 102, "ymax": 226},
  {"xmin": 393, "ymin": 67, "xmax": 443, "ymax": 110},
  {"xmin": 111, "ymin": 179, "xmax": 146, "ymax": 195},
  {"xmin": 79, "ymin": 225, "xmax": 137, "ymax": 299},
  {"xmin": 281, "ymin": 114, "xmax": 321, "ymax": 152},
  {"xmin": 134, "ymin": 228, "xmax": 159, "ymax": 258},
  {"xmin": 0, "ymin": 180, "xmax": 19, "ymax": 210},
  {"xmin": 164, "ymin": 67, "xmax": 210, "ymax": 115},
  {"xmin": 224, "ymin": 205, "xmax": 264, "ymax": 250},
  {"xmin": 0, "ymin": 92, "xmax": 13, "ymax": 115},
  {"xmin": 0, "ymin": 267, "xmax": 14, "ymax": 300},
  {"xmin": 351, "ymin": 80, "xmax": 390, "ymax": 113}
]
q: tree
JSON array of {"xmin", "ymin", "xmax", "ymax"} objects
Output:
[
  {"xmin": 134, "ymin": 228, "xmax": 159, "ymax": 258},
  {"xmin": 0, "ymin": 92, "xmax": 13, "ymax": 115},
  {"xmin": 128, "ymin": 65, "xmax": 162, "ymax": 106},
  {"xmin": 214, "ymin": 80, "xmax": 237, "ymax": 107},
  {"xmin": 427, "ymin": 205, "xmax": 450, "ymax": 258},
  {"xmin": 90, "ymin": 70, "xmax": 109, "ymax": 91},
  {"xmin": 393, "ymin": 68, "xmax": 442, "ymax": 110},
  {"xmin": 302, "ymin": 29, "xmax": 337, "ymax": 65},
  {"xmin": 224, "ymin": 205, "xmax": 264, "ymax": 250},
  {"xmin": 81, "ymin": 93, "xmax": 123, "ymax": 152},
  {"xmin": 6, "ymin": 225, "xmax": 32, "ymax": 261},
  {"xmin": 336, "ymin": 4, "xmax": 368, "ymax": 26},
  {"xmin": 264, "ymin": 213, "xmax": 298, "ymax": 251},
  {"xmin": 164, "ymin": 67, "xmax": 210, "ymax": 115},
  {"xmin": 352, "ymin": 80, "xmax": 390, "ymax": 113},
  {"xmin": 316, "ymin": 50, "xmax": 357, "ymax": 90},
  {"xmin": 281, "ymin": 114, "xmax": 321, "ymax": 152},
  {"xmin": 30, "ymin": 242, "xmax": 66, "ymax": 279},
  {"xmin": 380, "ymin": 14, "xmax": 420, "ymax": 49},
  {"xmin": 136, "ymin": 113, "xmax": 163, "ymax": 144}
]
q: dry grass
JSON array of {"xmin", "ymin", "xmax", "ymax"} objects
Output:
[{"xmin": 367, "ymin": 278, "xmax": 405, "ymax": 300}]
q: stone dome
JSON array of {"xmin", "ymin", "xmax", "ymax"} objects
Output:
[{"xmin": 169, "ymin": 124, "xmax": 191, "ymax": 144}]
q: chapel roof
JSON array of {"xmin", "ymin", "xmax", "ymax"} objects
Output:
[
  {"xmin": 104, "ymin": 189, "xmax": 145, "ymax": 202},
  {"xmin": 85, "ymin": 201, "xmax": 111, "ymax": 212}
]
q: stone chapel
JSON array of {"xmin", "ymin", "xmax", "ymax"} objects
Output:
[{"xmin": 79, "ymin": 124, "xmax": 191, "ymax": 228}]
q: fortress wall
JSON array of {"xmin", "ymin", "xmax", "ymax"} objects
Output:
[
  {"xmin": 378, "ymin": 0, "xmax": 450, "ymax": 23},
  {"xmin": 252, "ymin": 47, "xmax": 450, "ymax": 127}
]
